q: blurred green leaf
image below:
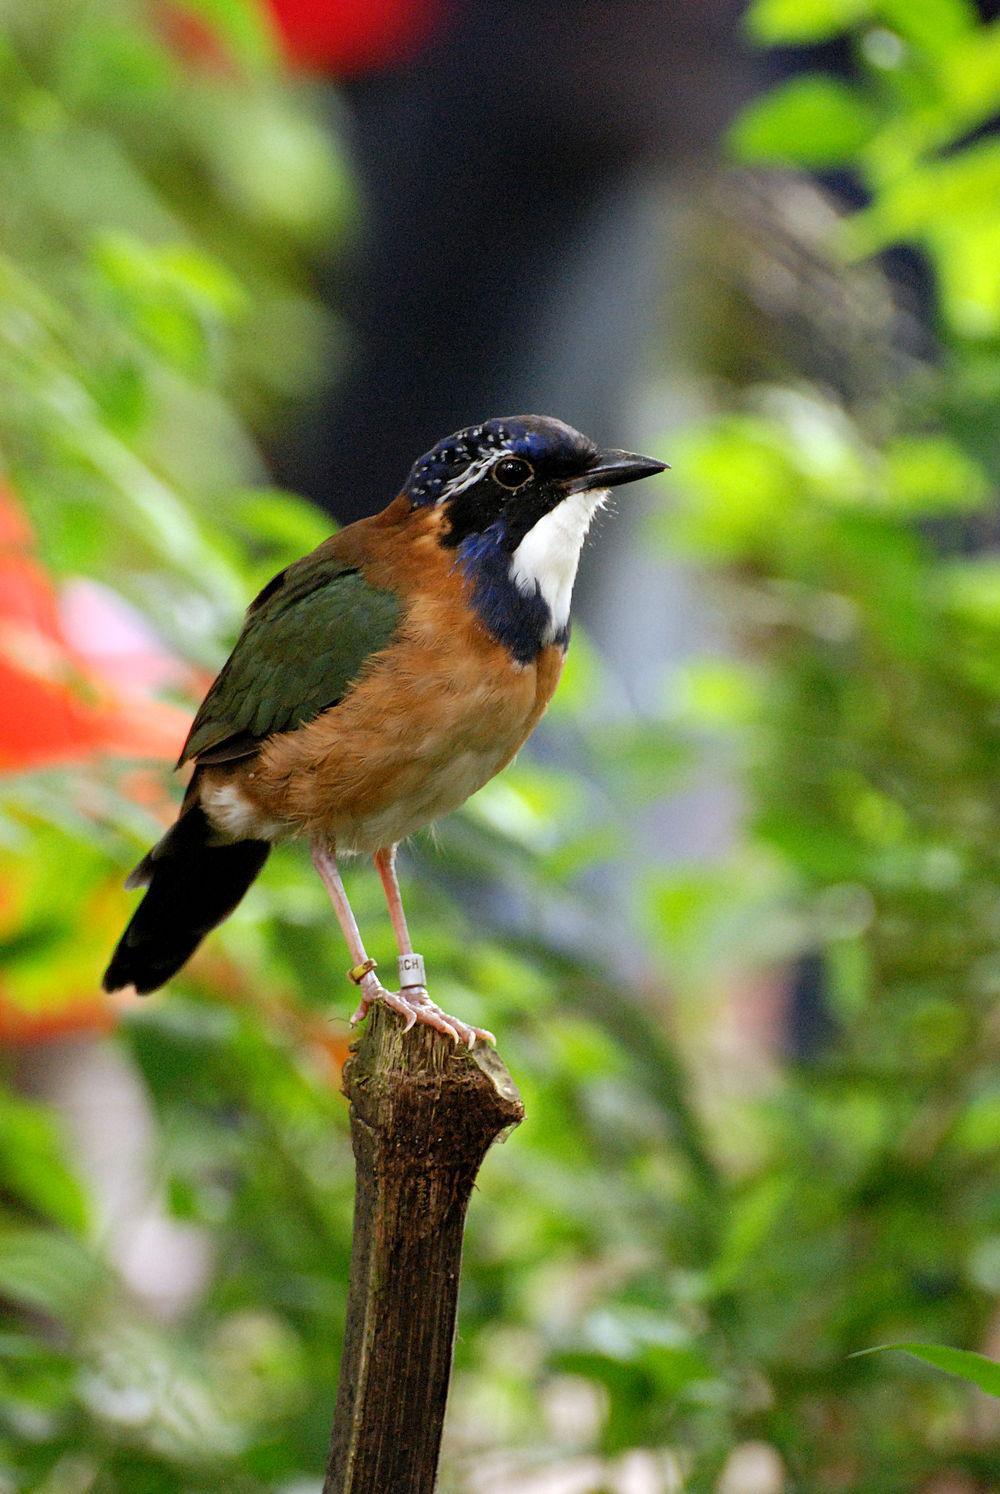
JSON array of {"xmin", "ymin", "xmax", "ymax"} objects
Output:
[
  {"xmin": 950, "ymin": 1088, "xmax": 1000, "ymax": 1153},
  {"xmin": 667, "ymin": 417, "xmax": 796, "ymax": 557},
  {"xmin": 0, "ymin": 1228, "xmax": 103, "ymax": 1323},
  {"xmin": 730, "ymin": 77, "xmax": 879, "ymax": 165},
  {"xmin": 227, "ymin": 489, "xmax": 330, "ymax": 560},
  {"xmin": 88, "ymin": 357, "xmax": 150, "ymax": 438},
  {"xmin": 747, "ymin": 0, "xmax": 870, "ymax": 45},
  {"xmin": 0, "ymin": 1093, "xmax": 87, "ymax": 1233},
  {"xmin": 91, "ymin": 232, "xmax": 244, "ymax": 377},
  {"xmin": 937, "ymin": 21, "xmax": 1000, "ymax": 143},
  {"xmin": 844, "ymin": 140, "xmax": 1000, "ymax": 251},
  {"xmin": 853, "ymin": 1342, "xmax": 1000, "ymax": 1396},
  {"xmin": 934, "ymin": 217, "xmax": 1000, "ymax": 338},
  {"xmin": 938, "ymin": 558, "xmax": 1000, "ymax": 627},
  {"xmin": 877, "ymin": 0, "xmax": 976, "ymax": 51},
  {"xmin": 882, "ymin": 435, "xmax": 989, "ymax": 513}
]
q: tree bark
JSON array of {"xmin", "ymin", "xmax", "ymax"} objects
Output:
[{"xmin": 323, "ymin": 1005, "xmax": 523, "ymax": 1494}]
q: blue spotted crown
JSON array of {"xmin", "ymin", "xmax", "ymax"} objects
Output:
[{"xmin": 404, "ymin": 415, "xmax": 597, "ymax": 504}]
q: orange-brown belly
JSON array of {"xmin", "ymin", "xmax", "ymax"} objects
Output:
[{"xmin": 204, "ymin": 628, "xmax": 564, "ymax": 856}]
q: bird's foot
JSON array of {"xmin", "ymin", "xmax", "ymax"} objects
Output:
[{"xmin": 348, "ymin": 967, "xmax": 494, "ymax": 1049}]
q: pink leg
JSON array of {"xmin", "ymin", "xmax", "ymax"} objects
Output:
[
  {"xmin": 312, "ymin": 840, "xmax": 494, "ymax": 1048},
  {"xmin": 372, "ymin": 845, "xmax": 494, "ymax": 1047},
  {"xmin": 311, "ymin": 840, "xmax": 369, "ymax": 967},
  {"xmin": 373, "ymin": 845, "xmax": 413, "ymax": 956}
]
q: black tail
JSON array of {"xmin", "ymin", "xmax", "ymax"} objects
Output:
[{"xmin": 103, "ymin": 806, "xmax": 270, "ymax": 995}]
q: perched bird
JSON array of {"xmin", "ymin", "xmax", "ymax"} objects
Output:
[{"xmin": 103, "ymin": 416, "xmax": 665, "ymax": 1045}]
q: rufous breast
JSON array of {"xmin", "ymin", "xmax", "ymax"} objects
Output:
[{"xmin": 201, "ymin": 506, "xmax": 564, "ymax": 855}]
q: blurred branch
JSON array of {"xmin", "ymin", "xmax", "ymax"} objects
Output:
[{"xmin": 324, "ymin": 1007, "xmax": 523, "ymax": 1494}]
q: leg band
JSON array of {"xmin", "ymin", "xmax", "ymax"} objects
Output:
[{"xmin": 398, "ymin": 952, "xmax": 426, "ymax": 988}]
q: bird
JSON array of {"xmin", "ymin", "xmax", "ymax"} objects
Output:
[{"xmin": 103, "ymin": 415, "xmax": 666, "ymax": 1046}]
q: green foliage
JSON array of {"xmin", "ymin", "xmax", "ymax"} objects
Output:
[
  {"xmin": 732, "ymin": 77, "xmax": 879, "ymax": 166},
  {"xmin": 854, "ymin": 1343, "xmax": 1000, "ymax": 1397},
  {"xmin": 660, "ymin": 0, "xmax": 1000, "ymax": 1482},
  {"xmin": 736, "ymin": 0, "xmax": 1000, "ymax": 349},
  {"xmin": 0, "ymin": 0, "xmax": 998, "ymax": 1490},
  {"xmin": 0, "ymin": 1090, "xmax": 88, "ymax": 1232}
]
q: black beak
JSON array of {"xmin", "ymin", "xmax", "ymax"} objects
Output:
[{"xmin": 561, "ymin": 449, "xmax": 668, "ymax": 494}]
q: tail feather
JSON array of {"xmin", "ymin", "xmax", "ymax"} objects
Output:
[{"xmin": 103, "ymin": 806, "xmax": 269, "ymax": 995}]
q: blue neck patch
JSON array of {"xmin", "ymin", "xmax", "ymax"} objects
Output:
[{"xmin": 456, "ymin": 526, "xmax": 569, "ymax": 664}]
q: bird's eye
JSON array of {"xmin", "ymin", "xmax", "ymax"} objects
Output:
[{"xmin": 493, "ymin": 456, "xmax": 533, "ymax": 490}]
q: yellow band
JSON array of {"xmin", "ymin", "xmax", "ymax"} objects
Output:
[{"xmin": 347, "ymin": 958, "xmax": 378, "ymax": 985}]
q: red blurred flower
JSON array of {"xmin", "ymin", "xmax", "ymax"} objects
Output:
[
  {"xmin": 265, "ymin": 0, "xmax": 444, "ymax": 73},
  {"xmin": 0, "ymin": 486, "xmax": 190, "ymax": 772},
  {"xmin": 157, "ymin": 1, "xmax": 445, "ymax": 81}
]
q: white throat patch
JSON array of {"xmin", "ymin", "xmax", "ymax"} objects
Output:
[{"xmin": 508, "ymin": 487, "xmax": 608, "ymax": 642}]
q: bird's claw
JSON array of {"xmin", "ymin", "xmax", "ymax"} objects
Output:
[{"xmin": 349, "ymin": 972, "xmax": 494, "ymax": 1048}]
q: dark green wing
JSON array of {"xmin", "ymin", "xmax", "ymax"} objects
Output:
[{"xmin": 179, "ymin": 555, "xmax": 402, "ymax": 766}]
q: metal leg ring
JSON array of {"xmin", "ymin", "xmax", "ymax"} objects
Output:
[{"xmin": 398, "ymin": 952, "xmax": 426, "ymax": 989}]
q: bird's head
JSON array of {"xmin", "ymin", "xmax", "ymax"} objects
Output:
[
  {"xmin": 404, "ymin": 414, "xmax": 663, "ymax": 542},
  {"xmin": 402, "ymin": 415, "xmax": 665, "ymax": 662}
]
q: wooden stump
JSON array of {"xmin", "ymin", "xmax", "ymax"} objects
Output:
[{"xmin": 323, "ymin": 1004, "xmax": 523, "ymax": 1494}]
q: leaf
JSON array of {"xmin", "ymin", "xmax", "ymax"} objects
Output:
[
  {"xmin": 950, "ymin": 1088, "xmax": 1000, "ymax": 1154},
  {"xmin": 844, "ymin": 140, "xmax": 1000, "ymax": 252},
  {"xmin": 853, "ymin": 1343, "xmax": 1000, "ymax": 1396},
  {"xmin": 934, "ymin": 217, "xmax": 1000, "ymax": 338},
  {"xmin": 672, "ymin": 660, "xmax": 761, "ymax": 728},
  {"xmin": 730, "ymin": 76, "xmax": 878, "ymax": 165},
  {"xmin": 0, "ymin": 1092, "xmax": 88, "ymax": 1232},
  {"xmin": 156, "ymin": 246, "xmax": 247, "ymax": 319},
  {"xmin": 877, "ymin": 0, "xmax": 976, "ymax": 52},
  {"xmin": 89, "ymin": 358, "xmax": 150, "ymax": 438},
  {"xmin": 882, "ymin": 435, "xmax": 989, "ymax": 514},
  {"xmin": 90, "ymin": 232, "xmax": 245, "ymax": 376},
  {"xmin": 0, "ymin": 1228, "xmax": 103, "ymax": 1323},
  {"xmin": 712, "ymin": 1174, "xmax": 795, "ymax": 1291},
  {"xmin": 938, "ymin": 559, "xmax": 1000, "ymax": 628},
  {"xmin": 666, "ymin": 417, "xmax": 797, "ymax": 558},
  {"xmin": 747, "ymin": 0, "xmax": 870, "ymax": 45},
  {"xmin": 227, "ymin": 488, "xmax": 331, "ymax": 565},
  {"xmin": 940, "ymin": 23, "xmax": 1000, "ymax": 137}
]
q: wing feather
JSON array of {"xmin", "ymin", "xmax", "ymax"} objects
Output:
[{"xmin": 179, "ymin": 556, "xmax": 402, "ymax": 767}]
